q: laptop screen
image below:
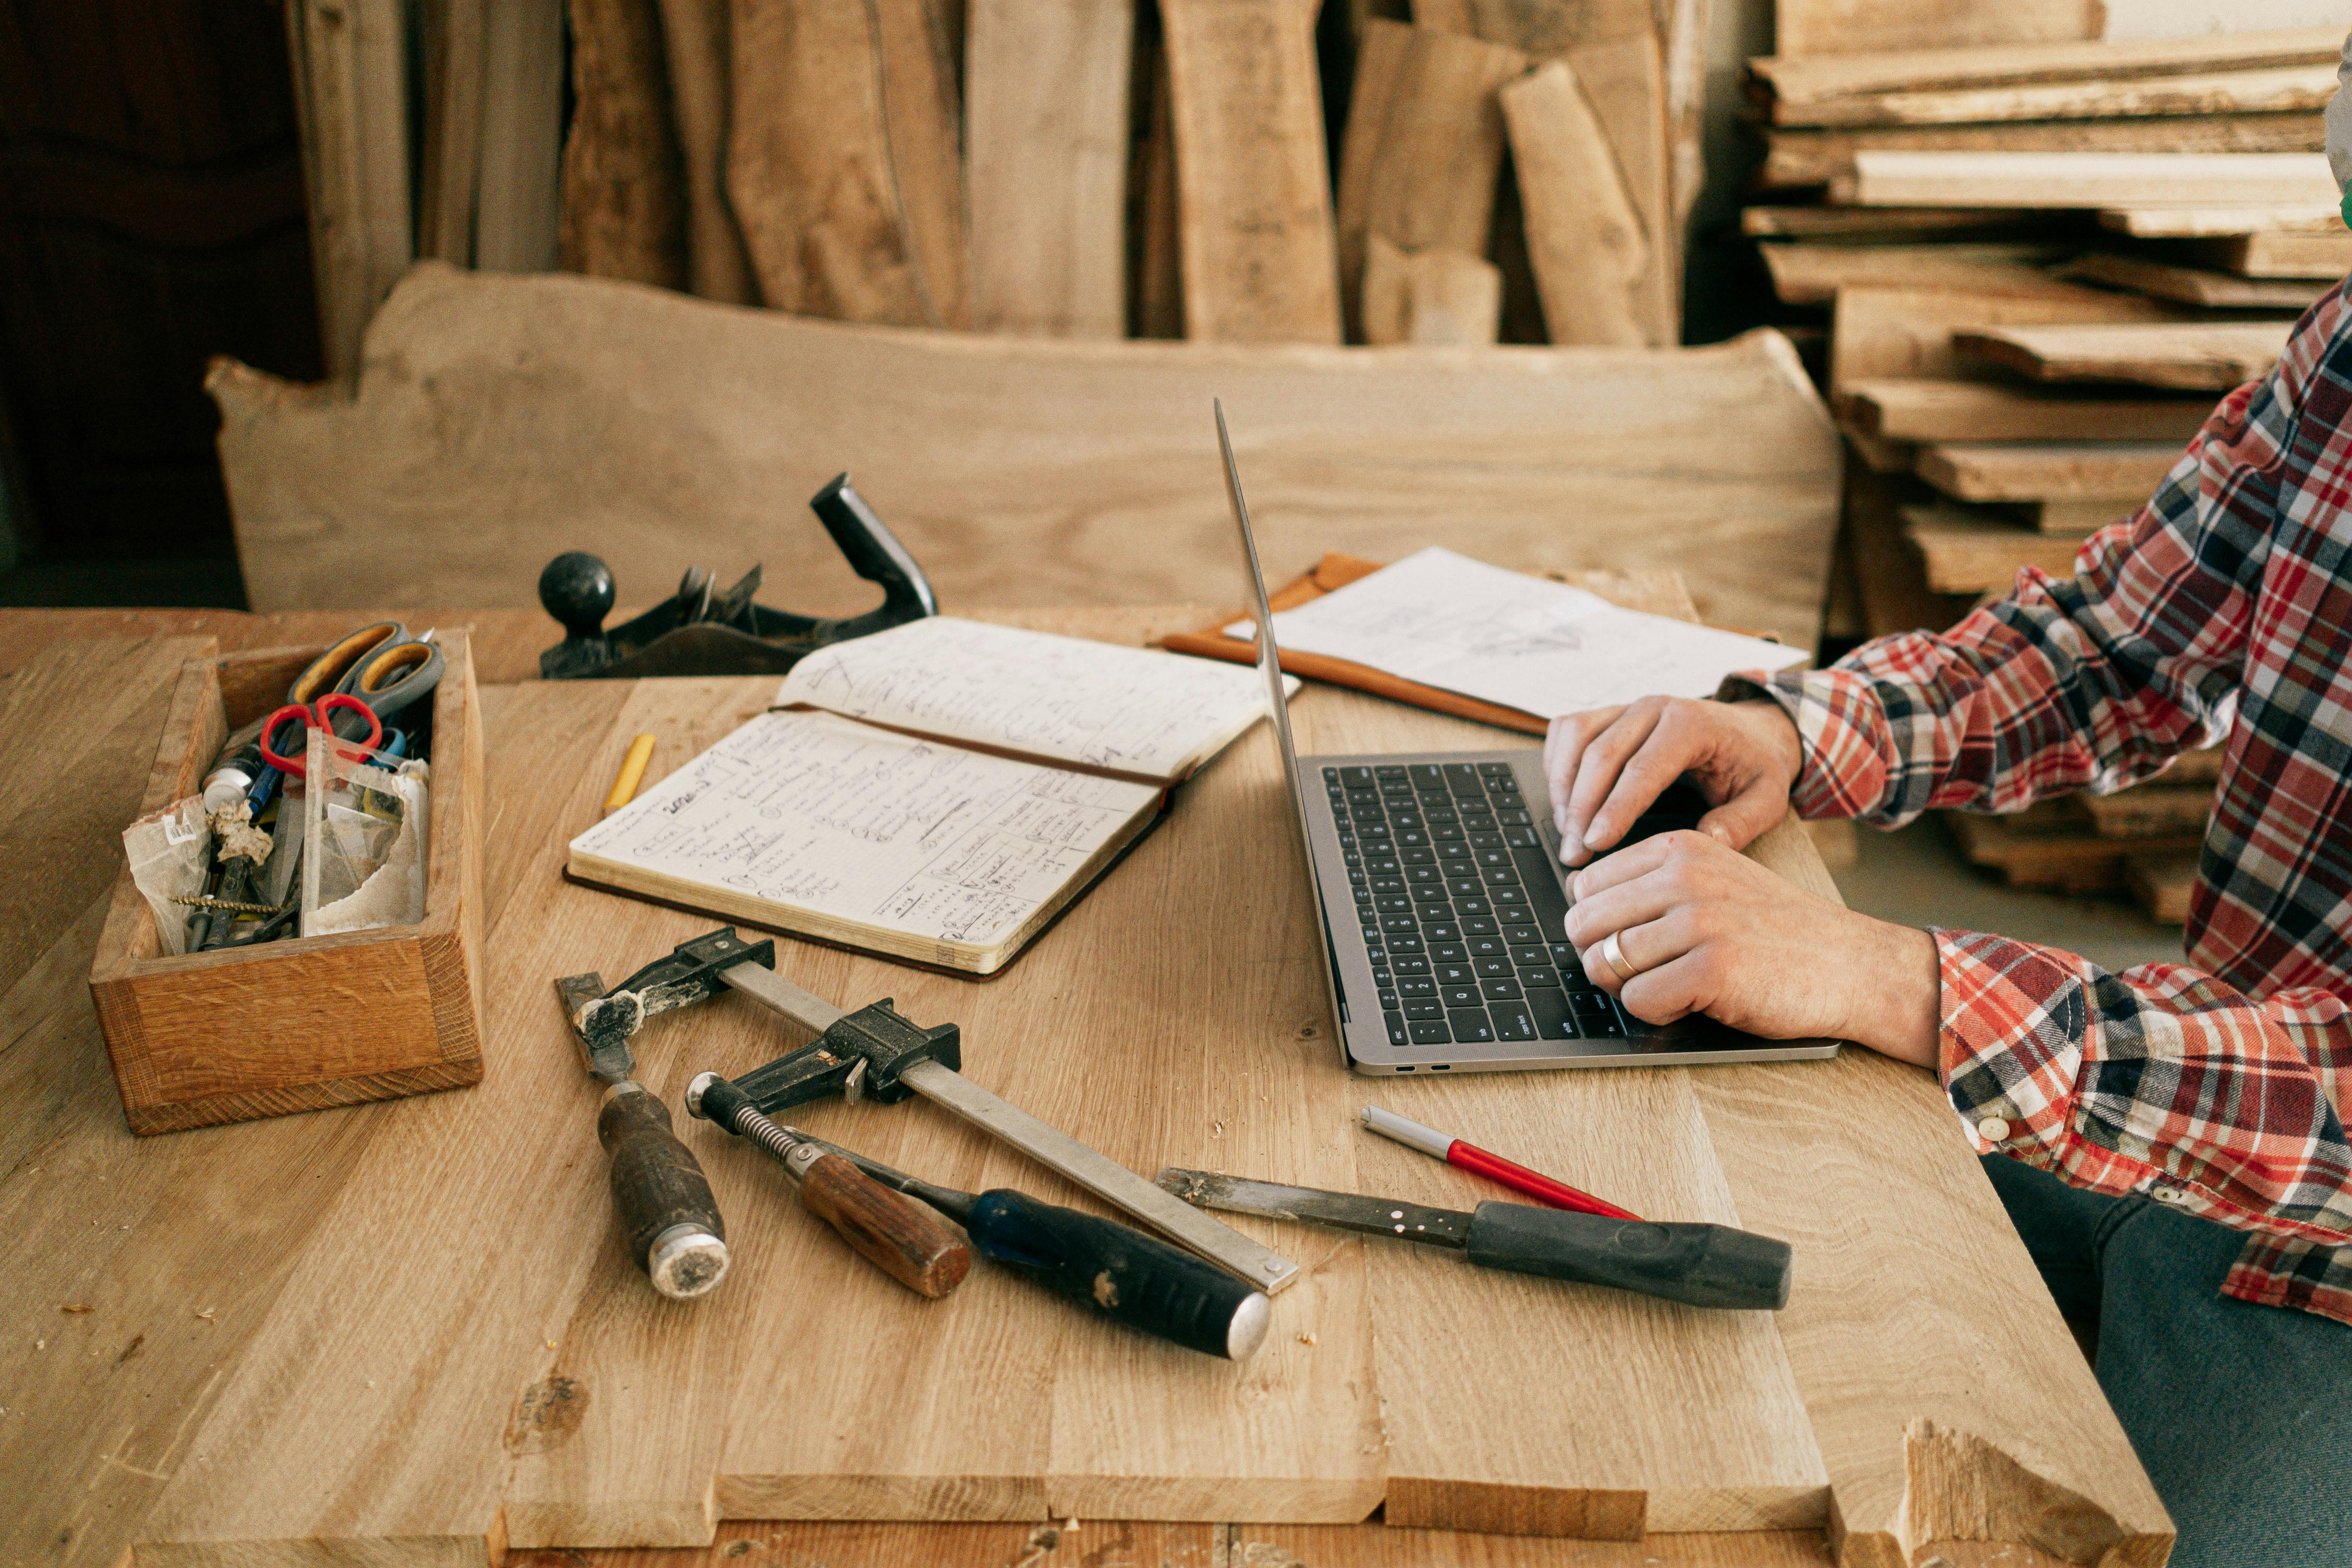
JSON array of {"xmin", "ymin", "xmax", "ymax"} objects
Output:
[{"xmin": 1214, "ymin": 399, "xmax": 1313, "ymax": 850}]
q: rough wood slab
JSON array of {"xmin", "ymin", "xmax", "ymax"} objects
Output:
[
  {"xmin": 1953, "ymin": 320, "xmax": 2292, "ymax": 389},
  {"xmin": 2056, "ymin": 251, "xmax": 2330, "ymax": 310},
  {"xmin": 1360, "ymin": 237, "xmax": 1502, "ymax": 345},
  {"xmin": 965, "ymin": 0, "xmax": 1133, "ymax": 337},
  {"xmin": 1159, "ymin": 0, "xmax": 1341, "ymax": 343},
  {"xmin": 1767, "ymin": 0, "xmax": 2096, "ymax": 64},
  {"xmin": 1760, "ymin": 243, "xmax": 2073, "ymax": 307},
  {"xmin": 2126, "ymin": 851, "xmax": 2198, "ymax": 925},
  {"xmin": 1740, "ymin": 206, "xmax": 2057, "ymax": 241},
  {"xmin": 1914, "ymin": 442, "xmax": 2180, "ymax": 503},
  {"xmin": 1747, "ymin": 28, "xmax": 2343, "ymax": 109},
  {"xmin": 1827, "ymin": 284, "xmax": 2178, "ymax": 398},
  {"xmin": 1841, "ymin": 461, "xmax": 1980, "ymax": 639},
  {"xmin": 1775, "ymin": 62, "xmax": 2337, "ymax": 130},
  {"xmin": 560, "ymin": 0, "xmax": 687, "ymax": 287},
  {"xmin": 1838, "ymin": 150, "xmax": 2338, "ymax": 210},
  {"xmin": 2097, "ymin": 203, "xmax": 2342, "ymax": 238},
  {"xmin": 1760, "ymin": 113, "xmax": 2324, "ymax": 192},
  {"xmin": 2179, "ymin": 228, "xmax": 2352, "ymax": 277},
  {"xmin": 285, "ymin": 0, "xmax": 414, "ymax": 379},
  {"xmin": 209, "ymin": 265, "xmax": 1842, "ymax": 648},
  {"xmin": 655, "ymin": 0, "xmax": 757, "ymax": 303},
  {"xmin": 1900, "ymin": 504, "xmax": 2084, "ymax": 594},
  {"xmin": 475, "ymin": 0, "xmax": 565, "ymax": 274},
  {"xmin": 1502, "ymin": 59, "xmax": 1659, "ymax": 346},
  {"xmin": 1333, "ymin": 19, "xmax": 1525, "ymax": 341},
  {"xmin": 1841, "ymin": 379, "xmax": 2212, "ymax": 444}
]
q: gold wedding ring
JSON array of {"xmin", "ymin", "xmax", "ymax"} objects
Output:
[{"xmin": 1599, "ymin": 930, "xmax": 1642, "ymax": 983}]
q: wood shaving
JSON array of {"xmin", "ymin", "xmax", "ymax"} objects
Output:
[
  {"xmin": 1297, "ymin": 1332, "xmax": 1317, "ymax": 1346},
  {"xmin": 194, "ymin": 1308, "xmax": 217, "ymax": 1323},
  {"xmin": 60, "ymin": 1304, "xmax": 92, "ymax": 1314}
]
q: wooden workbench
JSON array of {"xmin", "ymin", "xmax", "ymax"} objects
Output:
[{"xmin": 0, "ymin": 604, "xmax": 2168, "ymax": 1568}]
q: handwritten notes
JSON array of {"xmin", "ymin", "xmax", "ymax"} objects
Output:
[
  {"xmin": 569, "ymin": 711, "xmax": 1161, "ymax": 961},
  {"xmin": 1225, "ymin": 548, "xmax": 1808, "ymax": 720},
  {"xmin": 778, "ymin": 617, "xmax": 1291, "ymax": 782}
]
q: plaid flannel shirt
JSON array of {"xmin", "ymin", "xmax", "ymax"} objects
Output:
[{"xmin": 1746, "ymin": 285, "xmax": 2352, "ymax": 1326}]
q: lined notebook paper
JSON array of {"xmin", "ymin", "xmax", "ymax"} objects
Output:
[{"xmin": 777, "ymin": 616, "xmax": 1294, "ymax": 783}]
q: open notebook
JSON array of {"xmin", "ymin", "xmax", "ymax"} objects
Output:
[{"xmin": 567, "ymin": 618, "xmax": 1293, "ymax": 975}]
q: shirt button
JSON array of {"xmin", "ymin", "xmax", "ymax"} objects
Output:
[
  {"xmin": 2151, "ymin": 1186, "xmax": 2183, "ymax": 1203},
  {"xmin": 1975, "ymin": 1116, "xmax": 2012, "ymax": 1143}
]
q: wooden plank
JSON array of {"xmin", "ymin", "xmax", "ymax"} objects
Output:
[
  {"xmin": 1913, "ymin": 441, "xmax": 2180, "ymax": 503},
  {"xmin": 1826, "ymin": 283, "xmax": 2177, "ymax": 398},
  {"xmin": 1952, "ymin": 320, "xmax": 2292, "ymax": 389},
  {"xmin": 1770, "ymin": 0, "xmax": 2097, "ymax": 63},
  {"xmin": 1776, "ymin": 62, "xmax": 2337, "ymax": 129},
  {"xmin": 561, "ymin": 0, "xmax": 688, "ymax": 288},
  {"xmin": 1333, "ymin": 20, "xmax": 1526, "ymax": 341},
  {"xmin": 476, "ymin": 0, "xmax": 565, "ymax": 273},
  {"xmin": 1900, "ymin": 504, "xmax": 2083, "ymax": 593},
  {"xmin": 1360, "ymin": 236, "xmax": 1504, "ymax": 345},
  {"xmin": 1747, "ymin": 28, "xmax": 2342, "ymax": 107},
  {"xmin": 210, "ymin": 265, "xmax": 1844, "ymax": 647},
  {"xmin": 2055, "ymin": 251, "xmax": 2330, "ymax": 309},
  {"xmin": 2126, "ymin": 851, "xmax": 2198, "ymax": 924},
  {"xmin": 655, "ymin": 0, "xmax": 758, "ymax": 303},
  {"xmin": 1760, "ymin": 243, "xmax": 2073, "ymax": 306},
  {"xmin": 726, "ymin": 0, "xmax": 966, "ymax": 327},
  {"xmin": 1841, "ymin": 458, "xmax": 1977, "ymax": 638},
  {"xmin": 419, "ymin": 0, "xmax": 489, "ymax": 264},
  {"xmin": 2098, "ymin": 203, "xmax": 2341, "ymax": 237},
  {"xmin": 966, "ymin": 0, "xmax": 1134, "ymax": 337},
  {"xmin": 1502, "ymin": 60, "xmax": 1656, "ymax": 346},
  {"xmin": 2018, "ymin": 497, "xmax": 2144, "ymax": 534},
  {"xmin": 286, "ymin": 0, "xmax": 415, "ymax": 380},
  {"xmin": 2180, "ymin": 228, "xmax": 2352, "ymax": 277},
  {"xmin": 1838, "ymin": 150, "xmax": 2339, "ymax": 210},
  {"xmin": 1741, "ymin": 205, "xmax": 2059, "ymax": 240},
  {"xmin": 1760, "ymin": 112, "xmax": 2324, "ymax": 191},
  {"xmin": 1944, "ymin": 811, "xmax": 2200, "ymax": 893},
  {"xmin": 1130, "ymin": 19, "xmax": 1184, "ymax": 338},
  {"xmin": 1564, "ymin": 32, "xmax": 1677, "ymax": 336},
  {"xmin": 1841, "ymin": 378, "xmax": 2213, "ymax": 443},
  {"xmin": 2082, "ymin": 785, "xmax": 2215, "ymax": 840},
  {"xmin": 1159, "ymin": 0, "xmax": 1341, "ymax": 343},
  {"xmin": 1418, "ymin": 0, "xmax": 1658, "ymax": 51}
]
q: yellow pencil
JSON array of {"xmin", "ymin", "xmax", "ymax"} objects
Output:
[{"xmin": 603, "ymin": 734, "xmax": 657, "ymax": 815}]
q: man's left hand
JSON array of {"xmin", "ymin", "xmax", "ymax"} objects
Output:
[{"xmin": 1562, "ymin": 829, "xmax": 1940, "ymax": 1067}]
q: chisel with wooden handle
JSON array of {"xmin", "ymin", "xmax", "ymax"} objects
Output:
[
  {"xmin": 1157, "ymin": 1168, "xmax": 1792, "ymax": 1312},
  {"xmin": 557, "ymin": 969, "xmax": 730, "ymax": 1300}
]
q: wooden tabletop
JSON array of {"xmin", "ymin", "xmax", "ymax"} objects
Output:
[{"xmin": 0, "ymin": 604, "xmax": 2167, "ymax": 1568}]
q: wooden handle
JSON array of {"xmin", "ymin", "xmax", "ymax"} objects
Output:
[
  {"xmin": 596, "ymin": 1086, "xmax": 729, "ymax": 1297},
  {"xmin": 797, "ymin": 1152, "xmax": 974, "ymax": 1299}
]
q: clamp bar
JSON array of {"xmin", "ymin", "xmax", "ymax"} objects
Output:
[{"xmin": 718, "ymin": 963, "xmax": 1299, "ymax": 1294}]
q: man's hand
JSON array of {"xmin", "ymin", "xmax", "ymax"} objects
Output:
[
  {"xmin": 1543, "ymin": 696, "xmax": 1803, "ymax": 866},
  {"xmin": 1564, "ymin": 830, "xmax": 1939, "ymax": 1066}
]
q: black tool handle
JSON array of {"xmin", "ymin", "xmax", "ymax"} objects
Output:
[
  {"xmin": 1464, "ymin": 1203, "xmax": 1791, "ymax": 1311},
  {"xmin": 597, "ymin": 1084, "xmax": 729, "ymax": 1298},
  {"xmin": 966, "ymin": 1190, "xmax": 1269, "ymax": 1359}
]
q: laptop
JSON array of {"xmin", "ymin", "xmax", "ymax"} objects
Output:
[{"xmin": 1214, "ymin": 401, "xmax": 1840, "ymax": 1075}]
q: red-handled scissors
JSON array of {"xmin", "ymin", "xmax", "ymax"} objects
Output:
[{"xmin": 260, "ymin": 693, "xmax": 382, "ymax": 777}]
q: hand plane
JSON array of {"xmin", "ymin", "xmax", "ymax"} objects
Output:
[{"xmin": 536, "ymin": 473, "xmax": 939, "ymax": 680}]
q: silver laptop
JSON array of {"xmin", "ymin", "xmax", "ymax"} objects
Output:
[{"xmin": 1215, "ymin": 402, "xmax": 1839, "ymax": 1075}]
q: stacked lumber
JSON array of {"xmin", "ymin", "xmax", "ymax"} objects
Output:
[{"xmin": 1943, "ymin": 746, "xmax": 2219, "ymax": 919}]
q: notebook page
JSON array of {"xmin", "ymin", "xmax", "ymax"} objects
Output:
[
  {"xmin": 1221, "ymin": 547, "xmax": 1809, "ymax": 721},
  {"xmin": 776, "ymin": 617, "xmax": 1292, "ymax": 781},
  {"xmin": 570, "ymin": 710, "xmax": 1161, "ymax": 949}
]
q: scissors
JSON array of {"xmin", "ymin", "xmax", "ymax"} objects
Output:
[
  {"xmin": 260, "ymin": 692, "xmax": 381, "ymax": 777},
  {"xmin": 259, "ymin": 620, "xmax": 439, "ymax": 778}
]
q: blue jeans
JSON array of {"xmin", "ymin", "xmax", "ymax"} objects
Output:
[{"xmin": 1984, "ymin": 1156, "xmax": 2352, "ymax": 1568}]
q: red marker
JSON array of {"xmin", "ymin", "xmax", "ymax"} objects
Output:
[{"xmin": 1360, "ymin": 1106, "xmax": 1640, "ymax": 1222}]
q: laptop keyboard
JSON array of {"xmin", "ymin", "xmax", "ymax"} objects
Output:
[{"xmin": 1323, "ymin": 762, "xmax": 1628, "ymax": 1050}]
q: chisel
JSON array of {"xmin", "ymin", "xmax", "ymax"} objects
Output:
[
  {"xmin": 786, "ymin": 1130, "xmax": 1271, "ymax": 1360},
  {"xmin": 688, "ymin": 1075, "xmax": 972, "ymax": 1299},
  {"xmin": 1157, "ymin": 1168, "xmax": 1793, "ymax": 1312}
]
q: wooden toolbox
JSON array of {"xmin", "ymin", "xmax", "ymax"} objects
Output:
[{"xmin": 87, "ymin": 631, "xmax": 485, "ymax": 1134}]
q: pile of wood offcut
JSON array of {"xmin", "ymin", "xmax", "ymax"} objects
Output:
[{"xmin": 1740, "ymin": 28, "xmax": 2335, "ymax": 920}]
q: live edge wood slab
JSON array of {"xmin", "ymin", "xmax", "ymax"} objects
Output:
[{"xmin": 3, "ymin": 605, "xmax": 2168, "ymax": 1568}]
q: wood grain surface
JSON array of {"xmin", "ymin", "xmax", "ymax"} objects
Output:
[
  {"xmin": 1952, "ymin": 320, "xmax": 2293, "ymax": 390},
  {"xmin": 1840, "ymin": 379, "xmax": 2212, "ymax": 445},
  {"xmin": 1759, "ymin": 112, "xmax": 2325, "ymax": 191},
  {"xmin": 1360, "ymin": 237, "xmax": 1503, "ymax": 345},
  {"xmin": 1502, "ymin": 61, "xmax": 1652, "ymax": 346},
  {"xmin": 1899, "ymin": 506, "xmax": 2084, "ymax": 594},
  {"xmin": 1914, "ymin": 441, "xmax": 2182, "ymax": 504},
  {"xmin": 2183, "ymin": 228, "xmax": 2352, "ymax": 277},
  {"xmin": 1826, "ymin": 284, "xmax": 2179, "ymax": 397},
  {"xmin": 6, "ymin": 601, "xmax": 2165, "ymax": 1568},
  {"xmin": 1772, "ymin": 63, "xmax": 2338, "ymax": 129},
  {"xmin": 560, "ymin": 0, "xmax": 688, "ymax": 287},
  {"xmin": 966, "ymin": 0, "xmax": 1133, "ymax": 337},
  {"xmin": 1334, "ymin": 20, "xmax": 1525, "ymax": 341},
  {"xmin": 208, "ymin": 265, "xmax": 1842, "ymax": 648},
  {"xmin": 2056, "ymin": 252, "xmax": 2328, "ymax": 310},
  {"xmin": 1748, "ymin": 28, "xmax": 2342, "ymax": 107},
  {"xmin": 1769, "ymin": 0, "xmax": 2097, "ymax": 61},
  {"xmin": 1840, "ymin": 150, "xmax": 2339, "ymax": 210},
  {"xmin": 1159, "ymin": 0, "xmax": 1342, "ymax": 342},
  {"xmin": 1760, "ymin": 242, "xmax": 2074, "ymax": 307},
  {"xmin": 655, "ymin": 0, "xmax": 757, "ymax": 303},
  {"xmin": 2097, "ymin": 202, "xmax": 2342, "ymax": 238}
]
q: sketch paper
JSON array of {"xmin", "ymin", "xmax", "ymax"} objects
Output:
[
  {"xmin": 1224, "ymin": 548, "xmax": 1808, "ymax": 720},
  {"xmin": 778, "ymin": 616, "xmax": 1295, "ymax": 782},
  {"xmin": 570, "ymin": 710, "xmax": 1161, "ymax": 951}
]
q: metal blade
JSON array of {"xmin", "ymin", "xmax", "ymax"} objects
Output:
[
  {"xmin": 555, "ymin": 971, "xmax": 631, "ymax": 1084},
  {"xmin": 719, "ymin": 960, "xmax": 848, "ymax": 1034},
  {"xmin": 1156, "ymin": 1169, "xmax": 1470, "ymax": 1249}
]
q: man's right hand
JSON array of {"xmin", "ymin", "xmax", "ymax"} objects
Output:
[{"xmin": 1542, "ymin": 696, "xmax": 1804, "ymax": 866}]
